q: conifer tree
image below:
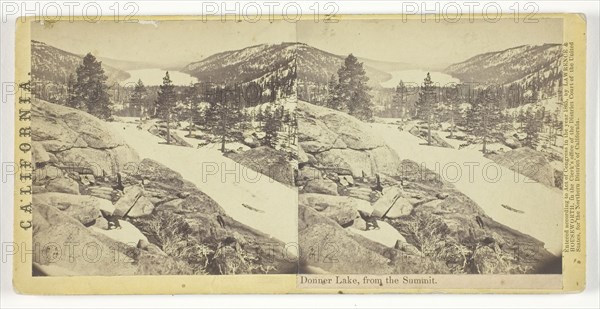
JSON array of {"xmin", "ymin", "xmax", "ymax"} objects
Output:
[
  {"xmin": 182, "ymin": 83, "xmax": 201, "ymax": 137},
  {"xmin": 392, "ymin": 80, "xmax": 407, "ymax": 119},
  {"xmin": 523, "ymin": 106, "xmax": 542, "ymax": 149},
  {"xmin": 466, "ymin": 90, "xmax": 502, "ymax": 153},
  {"xmin": 551, "ymin": 107, "xmax": 563, "ymax": 146},
  {"xmin": 73, "ymin": 53, "xmax": 112, "ymax": 119},
  {"xmin": 416, "ymin": 73, "xmax": 437, "ymax": 145},
  {"xmin": 255, "ymin": 106, "xmax": 264, "ymax": 128},
  {"xmin": 325, "ymin": 74, "xmax": 340, "ymax": 109},
  {"xmin": 156, "ymin": 72, "xmax": 177, "ymax": 144},
  {"xmin": 65, "ymin": 73, "xmax": 78, "ymax": 108},
  {"xmin": 262, "ymin": 105, "xmax": 281, "ymax": 148},
  {"xmin": 130, "ymin": 79, "xmax": 147, "ymax": 120},
  {"xmin": 206, "ymin": 86, "xmax": 243, "ymax": 153},
  {"xmin": 336, "ymin": 54, "xmax": 373, "ymax": 120},
  {"xmin": 445, "ymin": 84, "xmax": 461, "ymax": 138}
]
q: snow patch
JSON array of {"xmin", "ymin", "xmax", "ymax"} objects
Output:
[
  {"xmin": 372, "ymin": 123, "xmax": 563, "ymax": 255},
  {"xmin": 107, "ymin": 122, "xmax": 297, "ymax": 245}
]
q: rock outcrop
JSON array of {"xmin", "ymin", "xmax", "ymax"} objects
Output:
[
  {"xmin": 33, "ymin": 203, "xmax": 138, "ymax": 276},
  {"xmin": 298, "ymin": 102, "xmax": 558, "ymax": 275},
  {"xmin": 299, "ymin": 206, "xmax": 394, "ymax": 274},
  {"xmin": 147, "ymin": 123, "xmax": 192, "ymax": 147},
  {"xmin": 488, "ymin": 147, "xmax": 556, "ymax": 187},
  {"xmin": 298, "ymin": 101, "xmax": 401, "ymax": 178},
  {"xmin": 113, "ymin": 185, "xmax": 155, "ymax": 218},
  {"xmin": 408, "ymin": 125, "xmax": 454, "ymax": 148},
  {"xmin": 32, "ymin": 99, "xmax": 139, "ymax": 176},
  {"xmin": 32, "ymin": 100, "xmax": 296, "ymax": 276},
  {"xmin": 225, "ymin": 146, "xmax": 295, "ymax": 186},
  {"xmin": 299, "ymin": 193, "xmax": 366, "ymax": 226},
  {"xmin": 371, "ymin": 187, "xmax": 413, "ymax": 219}
]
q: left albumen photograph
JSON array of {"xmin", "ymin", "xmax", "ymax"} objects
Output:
[{"xmin": 30, "ymin": 19, "xmax": 299, "ymax": 276}]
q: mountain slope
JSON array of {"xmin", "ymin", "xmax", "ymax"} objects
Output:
[
  {"xmin": 32, "ymin": 40, "xmax": 131, "ymax": 87},
  {"xmin": 355, "ymin": 57, "xmax": 415, "ymax": 73},
  {"xmin": 444, "ymin": 44, "xmax": 562, "ymax": 86},
  {"xmin": 297, "ymin": 43, "xmax": 391, "ymax": 87},
  {"xmin": 96, "ymin": 56, "xmax": 159, "ymax": 71},
  {"xmin": 182, "ymin": 43, "xmax": 297, "ymax": 104},
  {"xmin": 182, "ymin": 42, "xmax": 393, "ymax": 106}
]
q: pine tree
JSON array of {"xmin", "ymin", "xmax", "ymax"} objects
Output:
[
  {"xmin": 73, "ymin": 53, "xmax": 112, "ymax": 119},
  {"xmin": 551, "ymin": 107, "xmax": 563, "ymax": 146},
  {"xmin": 130, "ymin": 79, "xmax": 147, "ymax": 120},
  {"xmin": 262, "ymin": 105, "xmax": 281, "ymax": 148},
  {"xmin": 156, "ymin": 72, "xmax": 177, "ymax": 144},
  {"xmin": 523, "ymin": 107, "xmax": 542, "ymax": 149},
  {"xmin": 543, "ymin": 107, "xmax": 556, "ymax": 148},
  {"xmin": 445, "ymin": 84, "xmax": 461, "ymax": 138},
  {"xmin": 255, "ymin": 106, "xmax": 264, "ymax": 128},
  {"xmin": 325, "ymin": 74, "xmax": 340, "ymax": 110},
  {"xmin": 206, "ymin": 86, "xmax": 243, "ymax": 153},
  {"xmin": 284, "ymin": 109, "xmax": 298, "ymax": 147},
  {"xmin": 392, "ymin": 80, "xmax": 407, "ymax": 119},
  {"xmin": 336, "ymin": 54, "xmax": 373, "ymax": 120},
  {"xmin": 466, "ymin": 91, "xmax": 502, "ymax": 153},
  {"xmin": 239, "ymin": 109, "xmax": 251, "ymax": 132},
  {"xmin": 65, "ymin": 73, "xmax": 78, "ymax": 108},
  {"xmin": 182, "ymin": 83, "xmax": 201, "ymax": 137},
  {"xmin": 416, "ymin": 73, "xmax": 437, "ymax": 145}
]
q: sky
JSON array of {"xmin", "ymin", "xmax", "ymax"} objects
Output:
[
  {"xmin": 297, "ymin": 18, "xmax": 563, "ymax": 69},
  {"xmin": 32, "ymin": 17, "xmax": 562, "ymax": 70}
]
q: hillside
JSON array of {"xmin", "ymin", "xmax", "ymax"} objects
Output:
[
  {"xmin": 296, "ymin": 43, "xmax": 393, "ymax": 104},
  {"xmin": 182, "ymin": 43, "xmax": 297, "ymax": 104},
  {"xmin": 31, "ymin": 40, "xmax": 131, "ymax": 88},
  {"xmin": 444, "ymin": 44, "xmax": 562, "ymax": 98},
  {"xmin": 296, "ymin": 43, "xmax": 391, "ymax": 86},
  {"xmin": 96, "ymin": 56, "xmax": 159, "ymax": 71},
  {"xmin": 181, "ymin": 42, "xmax": 392, "ymax": 106}
]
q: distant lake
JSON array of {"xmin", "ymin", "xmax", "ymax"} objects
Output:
[
  {"xmin": 121, "ymin": 69, "xmax": 197, "ymax": 86},
  {"xmin": 380, "ymin": 70, "xmax": 460, "ymax": 88}
]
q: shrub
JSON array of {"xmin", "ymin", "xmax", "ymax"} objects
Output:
[{"xmin": 392, "ymin": 212, "xmax": 531, "ymax": 274}]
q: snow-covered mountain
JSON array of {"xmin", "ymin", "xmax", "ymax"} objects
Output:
[
  {"xmin": 31, "ymin": 40, "xmax": 131, "ymax": 87},
  {"xmin": 182, "ymin": 43, "xmax": 297, "ymax": 102},
  {"xmin": 181, "ymin": 42, "xmax": 393, "ymax": 103},
  {"xmin": 444, "ymin": 44, "xmax": 562, "ymax": 88}
]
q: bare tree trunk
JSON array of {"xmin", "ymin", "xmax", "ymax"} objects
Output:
[
  {"xmin": 188, "ymin": 114, "xmax": 193, "ymax": 137},
  {"xmin": 449, "ymin": 113, "xmax": 455, "ymax": 138},
  {"xmin": 166, "ymin": 112, "xmax": 171, "ymax": 145},
  {"xmin": 482, "ymin": 136, "xmax": 487, "ymax": 154},
  {"xmin": 221, "ymin": 131, "xmax": 226, "ymax": 153},
  {"xmin": 427, "ymin": 121, "xmax": 432, "ymax": 145},
  {"xmin": 220, "ymin": 115, "xmax": 226, "ymax": 153}
]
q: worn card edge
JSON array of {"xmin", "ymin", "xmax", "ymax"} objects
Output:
[{"xmin": 12, "ymin": 13, "xmax": 587, "ymax": 294}]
